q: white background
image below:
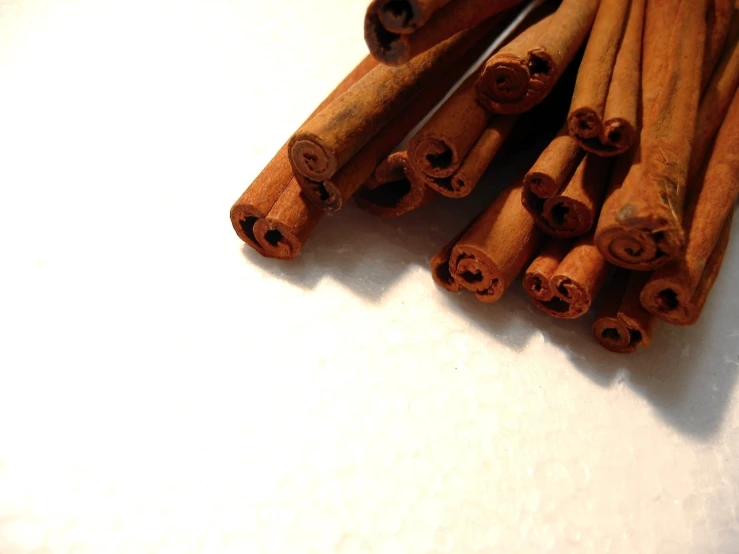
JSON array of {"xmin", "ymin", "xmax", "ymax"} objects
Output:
[{"xmin": 1, "ymin": 1, "xmax": 738, "ymax": 553}]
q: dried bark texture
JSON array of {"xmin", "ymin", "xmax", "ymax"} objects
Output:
[
  {"xmin": 593, "ymin": 271, "xmax": 655, "ymax": 353},
  {"xmin": 523, "ymin": 234, "xmax": 609, "ymax": 318},
  {"xmin": 568, "ymin": 0, "xmax": 645, "ymax": 156},
  {"xmin": 230, "ymin": 56, "xmax": 377, "ymax": 254},
  {"xmin": 523, "ymin": 124, "xmax": 584, "ymax": 199},
  {"xmin": 448, "ymin": 181, "xmax": 541, "ymax": 303},
  {"xmin": 594, "ymin": 0, "xmax": 708, "ymax": 271},
  {"xmin": 430, "ymin": 224, "xmax": 475, "ymax": 292},
  {"xmin": 365, "ymin": 0, "xmax": 526, "ymax": 66},
  {"xmin": 252, "ymin": 181, "xmax": 324, "ymax": 260},
  {"xmin": 690, "ymin": 9, "xmax": 739, "ymax": 178},
  {"xmin": 355, "ymin": 152, "xmax": 437, "ymax": 217},
  {"xmin": 375, "ymin": 0, "xmax": 455, "ymax": 34},
  {"xmin": 476, "ymin": 0, "xmax": 599, "ymax": 114},
  {"xmin": 702, "ymin": 0, "xmax": 735, "ymax": 91},
  {"xmin": 640, "ymin": 91, "xmax": 739, "ymax": 325},
  {"xmin": 295, "ymin": 27, "xmax": 494, "ymax": 211}
]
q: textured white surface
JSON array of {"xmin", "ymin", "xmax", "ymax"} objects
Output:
[{"xmin": 0, "ymin": 1, "xmax": 738, "ymax": 553}]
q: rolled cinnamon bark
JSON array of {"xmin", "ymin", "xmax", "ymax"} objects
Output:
[
  {"xmin": 640, "ymin": 91, "xmax": 739, "ymax": 325},
  {"xmin": 251, "ymin": 181, "xmax": 324, "ymax": 260},
  {"xmin": 430, "ymin": 224, "xmax": 475, "ymax": 292},
  {"xmin": 448, "ymin": 181, "xmax": 541, "ymax": 303},
  {"xmin": 593, "ymin": 271, "xmax": 655, "ymax": 354},
  {"xmin": 537, "ymin": 154, "xmax": 613, "ymax": 238},
  {"xmin": 230, "ymin": 56, "xmax": 377, "ymax": 254},
  {"xmin": 295, "ymin": 24, "xmax": 496, "ymax": 211},
  {"xmin": 365, "ymin": 0, "xmax": 527, "ymax": 66},
  {"xmin": 375, "ymin": 0, "xmax": 455, "ymax": 34},
  {"xmin": 476, "ymin": 0, "xmax": 599, "ymax": 114},
  {"xmin": 523, "ymin": 234, "xmax": 609, "ymax": 318},
  {"xmin": 523, "ymin": 124, "xmax": 584, "ymax": 199},
  {"xmin": 594, "ymin": 0, "xmax": 708, "ymax": 271},
  {"xmin": 355, "ymin": 152, "xmax": 437, "ymax": 217},
  {"xmin": 568, "ymin": 0, "xmax": 645, "ymax": 157},
  {"xmin": 690, "ymin": 9, "xmax": 739, "ymax": 178},
  {"xmin": 702, "ymin": 0, "xmax": 735, "ymax": 91}
]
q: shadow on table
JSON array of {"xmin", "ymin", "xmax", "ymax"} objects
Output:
[{"xmin": 240, "ymin": 152, "xmax": 739, "ymax": 440}]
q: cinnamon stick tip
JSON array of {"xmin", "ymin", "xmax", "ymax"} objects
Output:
[
  {"xmin": 289, "ymin": 136, "xmax": 337, "ymax": 182},
  {"xmin": 252, "ymin": 219, "xmax": 303, "ymax": 260},
  {"xmin": 639, "ymin": 278, "xmax": 695, "ymax": 326}
]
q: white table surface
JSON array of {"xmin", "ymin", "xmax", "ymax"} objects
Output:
[{"xmin": 1, "ymin": 1, "xmax": 738, "ymax": 553}]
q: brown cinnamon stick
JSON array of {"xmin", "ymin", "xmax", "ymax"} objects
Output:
[
  {"xmin": 567, "ymin": 0, "xmax": 645, "ymax": 156},
  {"xmin": 355, "ymin": 152, "xmax": 437, "ymax": 217},
  {"xmin": 448, "ymin": 181, "xmax": 541, "ymax": 302},
  {"xmin": 640, "ymin": 91, "xmax": 739, "ymax": 325},
  {"xmin": 702, "ymin": 0, "xmax": 735, "ymax": 91},
  {"xmin": 593, "ymin": 271, "xmax": 655, "ymax": 354},
  {"xmin": 537, "ymin": 154, "xmax": 612, "ymax": 238},
  {"xmin": 230, "ymin": 56, "xmax": 377, "ymax": 254},
  {"xmin": 430, "ymin": 224, "xmax": 475, "ymax": 292},
  {"xmin": 476, "ymin": 0, "xmax": 599, "ymax": 114},
  {"xmin": 365, "ymin": 0, "xmax": 526, "ymax": 66},
  {"xmin": 295, "ymin": 23, "xmax": 499, "ymax": 210},
  {"xmin": 251, "ymin": 181, "xmax": 324, "ymax": 260},
  {"xmin": 375, "ymin": 0, "xmax": 455, "ymax": 34},
  {"xmin": 523, "ymin": 234, "xmax": 609, "ymax": 318},
  {"xmin": 523, "ymin": 124, "xmax": 584, "ymax": 199},
  {"xmin": 594, "ymin": 0, "xmax": 708, "ymax": 271}
]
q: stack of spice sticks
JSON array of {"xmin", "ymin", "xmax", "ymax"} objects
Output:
[{"xmin": 231, "ymin": 0, "xmax": 739, "ymax": 354}]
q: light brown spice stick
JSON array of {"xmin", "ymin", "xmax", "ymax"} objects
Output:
[
  {"xmin": 355, "ymin": 152, "xmax": 437, "ymax": 217},
  {"xmin": 640, "ymin": 91, "xmax": 739, "ymax": 325},
  {"xmin": 295, "ymin": 24, "xmax": 497, "ymax": 211},
  {"xmin": 251, "ymin": 181, "xmax": 324, "ymax": 260},
  {"xmin": 365, "ymin": 0, "xmax": 526, "ymax": 66},
  {"xmin": 430, "ymin": 223, "xmax": 477, "ymax": 292},
  {"xmin": 569, "ymin": 0, "xmax": 645, "ymax": 156},
  {"xmin": 522, "ymin": 238, "xmax": 571, "ymax": 303},
  {"xmin": 230, "ymin": 56, "xmax": 377, "ymax": 253},
  {"xmin": 594, "ymin": 0, "xmax": 708, "ymax": 271},
  {"xmin": 524, "ymin": 234, "xmax": 609, "ymax": 318},
  {"xmin": 448, "ymin": 181, "xmax": 541, "ymax": 302},
  {"xmin": 523, "ymin": 123, "xmax": 584, "ymax": 200},
  {"xmin": 375, "ymin": 0, "xmax": 455, "ymax": 34},
  {"xmin": 476, "ymin": 0, "xmax": 599, "ymax": 114},
  {"xmin": 593, "ymin": 271, "xmax": 655, "ymax": 354}
]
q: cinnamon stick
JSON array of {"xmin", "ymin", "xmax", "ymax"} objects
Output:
[
  {"xmin": 230, "ymin": 56, "xmax": 377, "ymax": 254},
  {"xmin": 295, "ymin": 22, "xmax": 498, "ymax": 210},
  {"xmin": 523, "ymin": 234, "xmax": 609, "ymax": 318},
  {"xmin": 593, "ymin": 271, "xmax": 655, "ymax": 354},
  {"xmin": 640, "ymin": 91, "xmax": 739, "ymax": 325},
  {"xmin": 594, "ymin": 0, "xmax": 708, "ymax": 271},
  {"xmin": 536, "ymin": 154, "xmax": 612, "ymax": 238},
  {"xmin": 523, "ymin": 124, "xmax": 584, "ymax": 199},
  {"xmin": 355, "ymin": 152, "xmax": 437, "ymax": 217},
  {"xmin": 251, "ymin": 181, "xmax": 324, "ymax": 260},
  {"xmin": 365, "ymin": 0, "xmax": 526, "ymax": 66},
  {"xmin": 476, "ymin": 0, "xmax": 598, "ymax": 114},
  {"xmin": 375, "ymin": 0, "xmax": 455, "ymax": 34},
  {"xmin": 702, "ymin": 0, "xmax": 735, "ymax": 91},
  {"xmin": 430, "ymin": 224, "xmax": 475, "ymax": 292},
  {"xmin": 448, "ymin": 181, "xmax": 541, "ymax": 302},
  {"xmin": 567, "ymin": 0, "xmax": 645, "ymax": 156}
]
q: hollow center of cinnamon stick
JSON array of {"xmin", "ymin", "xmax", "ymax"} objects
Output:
[
  {"xmin": 372, "ymin": 14, "xmax": 402, "ymax": 53},
  {"xmin": 601, "ymin": 328, "xmax": 621, "ymax": 342},
  {"xmin": 656, "ymin": 289, "xmax": 680, "ymax": 312},
  {"xmin": 360, "ymin": 179, "xmax": 411, "ymax": 208},
  {"xmin": 240, "ymin": 217, "xmax": 259, "ymax": 245},
  {"xmin": 461, "ymin": 270, "xmax": 484, "ymax": 284},
  {"xmin": 540, "ymin": 296, "xmax": 571, "ymax": 314},
  {"xmin": 382, "ymin": 0, "xmax": 413, "ymax": 26},
  {"xmin": 528, "ymin": 53, "xmax": 551, "ymax": 76},
  {"xmin": 426, "ymin": 149, "xmax": 453, "ymax": 172},
  {"xmin": 532, "ymin": 276, "xmax": 545, "ymax": 292},
  {"xmin": 264, "ymin": 229, "xmax": 283, "ymax": 247},
  {"xmin": 434, "ymin": 263, "xmax": 455, "ymax": 286},
  {"xmin": 550, "ymin": 204, "xmax": 570, "ymax": 226},
  {"xmin": 628, "ymin": 330, "xmax": 643, "ymax": 347}
]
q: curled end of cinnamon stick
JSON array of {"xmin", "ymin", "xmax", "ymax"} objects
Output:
[
  {"xmin": 524, "ymin": 172, "xmax": 559, "ymax": 200},
  {"xmin": 592, "ymin": 316, "xmax": 648, "ymax": 354},
  {"xmin": 449, "ymin": 245, "xmax": 504, "ymax": 303},
  {"xmin": 545, "ymin": 275, "xmax": 593, "ymax": 319},
  {"xmin": 252, "ymin": 219, "xmax": 305, "ymax": 261},
  {"xmin": 539, "ymin": 196, "xmax": 594, "ymax": 238},
  {"xmin": 430, "ymin": 250, "xmax": 461, "ymax": 292},
  {"xmin": 639, "ymin": 278, "xmax": 694, "ymax": 326},
  {"xmin": 230, "ymin": 204, "xmax": 267, "ymax": 256},
  {"xmin": 364, "ymin": 9, "xmax": 411, "ymax": 66},
  {"xmin": 522, "ymin": 270, "xmax": 554, "ymax": 303},
  {"xmin": 595, "ymin": 223, "xmax": 681, "ymax": 271},
  {"xmin": 410, "ymin": 135, "xmax": 459, "ymax": 178},
  {"xmin": 573, "ymin": 118, "xmax": 636, "ymax": 157},
  {"xmin": 377, "ymin": 0, "xmax": 424, "ymax": 34},
  {"xmin": 477, "ymin": 51, "xmax": 554, "ymax": 114},
  {"xmin": 297, "ymin": 175, "xmax": 343, "ymax": 212},
  {"xmin": 289, "ymin": 136, "xmax": 337, "ymax": 182},
  {"xmin": 568, "ymin": 107, "xmax": 601, "ymax": 139}
]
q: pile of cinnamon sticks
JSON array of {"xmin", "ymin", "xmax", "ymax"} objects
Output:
[{"xmin": 231, "ymin": 0, "xmax": 739, "ymax": 354}]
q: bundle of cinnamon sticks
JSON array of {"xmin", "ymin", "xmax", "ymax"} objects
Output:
[{"xmin": 231, "ymin": 0, "xmax": 739, "ymax": 354}]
